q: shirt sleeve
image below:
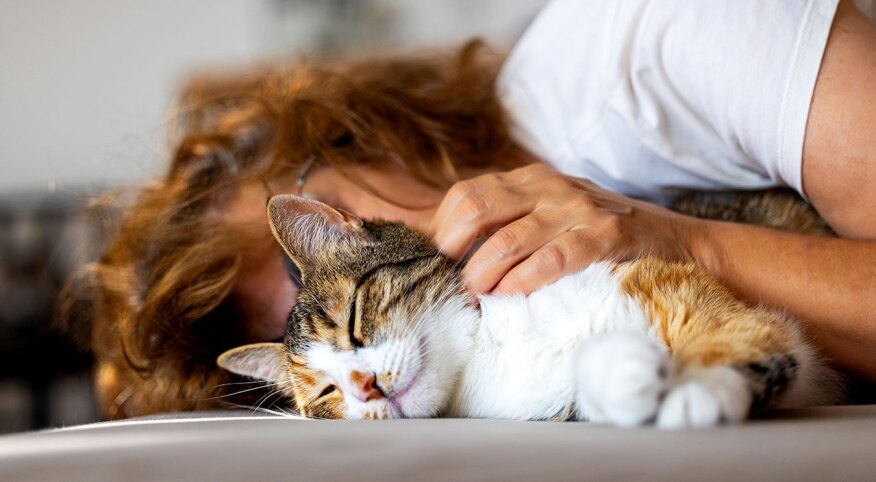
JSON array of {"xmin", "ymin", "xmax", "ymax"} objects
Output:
[
  {"xmin": 619, "ymin": 0, "xmax": 839, "ymax": 196},
  {"xmin": 499, "ymin": 0, "xmax": 840, "ymax": 200}
]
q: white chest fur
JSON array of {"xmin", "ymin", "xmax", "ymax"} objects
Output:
[{"xmin": 446, "ymin": 261, "xmax": 653, "ymax": 420}]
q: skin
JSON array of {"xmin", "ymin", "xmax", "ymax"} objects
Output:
[
  {"xmin": 698, "ymin": 0, "xmax": 876, "ymax": 380},
  {"xmin": 232, "ymin": 0, "xmax": 876, "ymax": 379},
  {"xmin": 229, "ymin": 164, "xmax": 451, "ymax": 340}
]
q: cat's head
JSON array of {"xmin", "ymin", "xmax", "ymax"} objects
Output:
[{"xmin": 218, "ymin": 195, "xmax": 478, "ymax": 419}]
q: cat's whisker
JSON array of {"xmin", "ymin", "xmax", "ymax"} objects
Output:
[
  {"xmin": 253, "ymin": 406, "xmax": 295, "ymax": 418},
  {"xmin": 250, "ymin": 387, "xmax": 284, "ymax": 415},
  {"xmin": 213, "ymin": 380, "xmax": 274, "ymax": 388},
  {"xmin": 221, "ymin": 401, "xmax": 295, "ymax": 418},
  {"xmin": 203, "ymin": 382, "xmax": 274, "ymax": 401},
  {"xmin": 275, "ymin": 406, "xmax": 299, "ymax": 418},
  {"xmin": 252, "ymin": 386, "xmax": 281, "ymax": 409},
  {"xmin": 387, "ymin": 341, "xmax": 404, "ymax": 372},
  {"xmin": 218, "ymin": 401, "xmax": 263, "ymax": 412}
]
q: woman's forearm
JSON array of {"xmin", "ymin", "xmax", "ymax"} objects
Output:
[{"xmin": 691, "ymin": 219, "xmax": 876, "ymax": 379}]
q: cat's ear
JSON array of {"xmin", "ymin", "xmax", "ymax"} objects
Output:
[
  {"xmin": 267, "ymin": 194, "xmax": 367, "ymax": 276},
  {"xmin": 217, "ymin": 343, "xmax": 286, "ymax": 384}
]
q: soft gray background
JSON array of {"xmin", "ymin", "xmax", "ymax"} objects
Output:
[{"xmin": 0, "ymin": 0, "xmax": 547, "ymax": 195}]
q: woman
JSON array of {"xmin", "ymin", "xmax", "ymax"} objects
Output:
[{"xmin": 85, "ymin": 0, "xmax": 876, "ymax": 418}]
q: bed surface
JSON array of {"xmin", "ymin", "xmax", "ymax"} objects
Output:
[{"xmin": 1, "ymin": 405, "xmax": 875, "ymax": 481}]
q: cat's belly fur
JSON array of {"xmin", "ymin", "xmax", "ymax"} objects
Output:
[{"xmin": 445, "ymin": 261, "xmax": 654, "ymax": 420}]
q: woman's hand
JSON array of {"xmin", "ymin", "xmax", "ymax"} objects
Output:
[{"xmin": 430, "ymin": 163, "xmax": 703, "ymax": 295}]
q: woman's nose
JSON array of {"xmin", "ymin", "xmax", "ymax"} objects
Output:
[{"xmin": 349, "ymin": 370, "xmax": 385, "ymax": 402}]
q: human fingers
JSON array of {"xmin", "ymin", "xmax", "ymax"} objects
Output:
[
  {"xmin": 430, "ymin": 177, "xmax": 535, "ymax": 259},
  {"xmin": 491, "ymin": 228, "xmax": 606, "ymax": 296},
  {"xmin": 430, "ymin": 163, "xmax": 562, "ymax": 258},
  {"xmin": 461, "ymin": 208, "xmax": 566, "ymax": 293}
]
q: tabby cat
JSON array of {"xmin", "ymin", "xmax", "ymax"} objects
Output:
[{"xmin": 218, "ymin": 193, "xmax": 840, "ymax": 428}]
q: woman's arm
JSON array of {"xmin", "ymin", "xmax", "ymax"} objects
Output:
[
  {"xmin": 802, "ymin": 0, "xmax": 876, "ymax": 241},
  {"xmin": 431, "ymin": 163, "xmax": 876, "ymax": 379},
  {"xmin": 433, "ymin": 0, "xmax": 876, "ymax": 378},
  {"xmin": 692, "ymin": 221, "xmax": 876, "ymax": 380},
  {"xmin": 700, "ymin": 0, "xmax": 876, "ymax": 380}
]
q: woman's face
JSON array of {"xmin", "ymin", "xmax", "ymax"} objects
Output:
[
  {"xmin": 300, "ymin": 163, "xmax": 446, "ymax": 230},
  {"xmin": 229, "ymin": 163, "xmax": 447, "ymax": 341}
]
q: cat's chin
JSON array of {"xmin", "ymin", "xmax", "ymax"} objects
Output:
[
  {"xmin": 387, "ymin": 391, "xmax": 412, "ymax": 419},
  {"xmin": 398, "ymin": 297, "xmax": 480, "ymax": 418},
  {"xmin": 385, "ymin": 377, "xmax": 440, "ymax": 419}
]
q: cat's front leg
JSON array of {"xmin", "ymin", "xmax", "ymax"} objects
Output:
[
  {"xmin": 573, "ymin": 330, "xmax": 672, "ymax": 426},
  {"xmin": 655, "ymin": 366, "xmax": 751, "ymax": 429}
]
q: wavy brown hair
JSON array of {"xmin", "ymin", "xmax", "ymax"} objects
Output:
[{"xmin": 75, "ymin": 40, "xmax": 515, "ymax": 418}]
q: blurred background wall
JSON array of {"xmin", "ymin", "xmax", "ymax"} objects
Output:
[
  {"xmin": 0, "ymin": 0, "xmax": 546, "ymax": 194},
  {"xmin": 0, "ymin": 0, "xmax": 547, "ymax": 434}
]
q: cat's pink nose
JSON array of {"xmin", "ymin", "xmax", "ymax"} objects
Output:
[{"xmin": 350, "ymin": 370, "xmax": 385, "ymax": 402}]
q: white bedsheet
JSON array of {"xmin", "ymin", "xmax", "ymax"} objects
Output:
[{"xmin": 1, "ymin": 406, "xmax": 875, "ymax": 481}]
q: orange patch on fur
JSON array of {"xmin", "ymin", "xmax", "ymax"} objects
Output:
[{"xmin": 618, "ymin": 257, "xmax": 798, "ymax": 370}]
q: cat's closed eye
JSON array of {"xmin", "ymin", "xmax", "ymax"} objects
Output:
[
  {"xmin": 318, "ymin": 385, "xmax": 337, "ymax": 399},
  {"xmin": 348, "ymin": 297, "xmax": 364, "ymax": 348}
]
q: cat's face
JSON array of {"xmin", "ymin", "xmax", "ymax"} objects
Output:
[{"xmin": 218, "ymin": 195, "xmax": 478, "ymax": 419}]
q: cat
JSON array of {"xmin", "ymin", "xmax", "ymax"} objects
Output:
[{"xmin": 218, "ymin": 193, "xmax": 841, "ymax": 428}]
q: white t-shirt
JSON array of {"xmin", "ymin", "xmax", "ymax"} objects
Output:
[{"xmin": 499, "ymin": 0, "xmax": 839, "ymax": 205}]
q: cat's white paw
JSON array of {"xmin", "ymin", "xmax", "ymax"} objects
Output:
[
  {"xmin": 574, "ymin": 330, "xmax": 671, "ymax": 427},
  {"xmin": 656, "ymin": 366, "xmax": 751, "ymax": 429}
]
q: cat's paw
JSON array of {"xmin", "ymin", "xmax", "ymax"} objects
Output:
[
  {"xmin": 656, "ymin": 366, "xmax": 751, "ymax": 430},
  {"xmin": 574, "ymin": 330, "xmax": 671, "ymax": 427}
]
